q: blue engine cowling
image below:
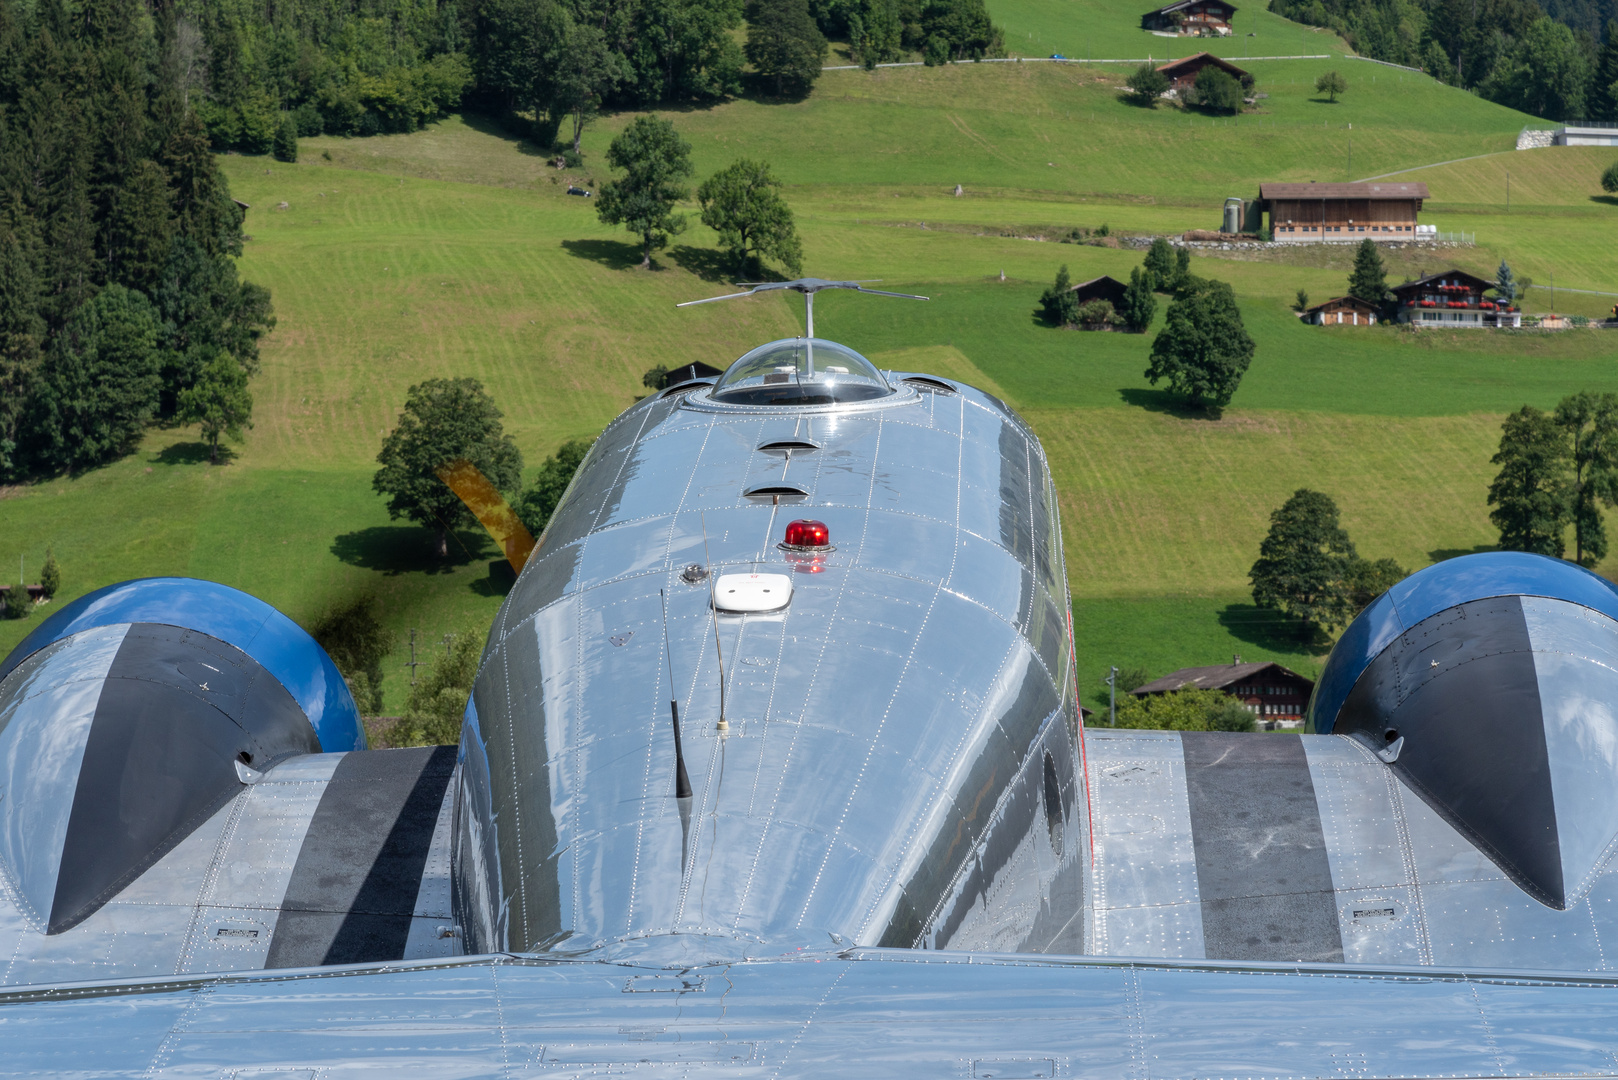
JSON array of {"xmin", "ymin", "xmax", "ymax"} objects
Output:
[
  {"xmin": 0, "ymin": 579, "xmax": 362, "ymax": 933},
  {"xmin": 1309, "ymin": 552, "xmax": 1618, "ymax": 910}
]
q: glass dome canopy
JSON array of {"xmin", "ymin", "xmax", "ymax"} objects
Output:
[{"xmin": 710, "ymin": 338, "xmax": 893, "ymax": 407}]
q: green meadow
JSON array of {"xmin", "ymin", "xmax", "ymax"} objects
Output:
[{"xmin": 4, "ymin": 42, "xmax": 1618, "ymax": 713}]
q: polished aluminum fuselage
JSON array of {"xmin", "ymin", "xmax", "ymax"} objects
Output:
[{"xmin": 454, "ymin": 375, "xmax": 1087, "ymax": 958}]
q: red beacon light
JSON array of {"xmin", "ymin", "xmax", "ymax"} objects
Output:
[{"xmin": 782, "ymin": 519, "xmax": 831, "ymax": 550}]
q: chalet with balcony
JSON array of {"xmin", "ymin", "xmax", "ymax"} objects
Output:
[
  {"xmin": 1302, "ymin": 295, "xmax": 1379, "ymax": 325},
  {"xmin": 1391, "ymin": 269, "xmax": 1521, "ymax": 328},
  {"xmin": 1132, "ymin": 658, "xmax": 1315, "ymax": 725},
  {"xmin": 1142, "ymin": 0, "xmax": 1237, "ymax": 34},
  {"xmin": 1156, "ymin": 52, "xmax": 1250, "ymax": 92},
  {"xmin": 1258, "ymin": 181, "xmax": 1427, "ymax": 242}
]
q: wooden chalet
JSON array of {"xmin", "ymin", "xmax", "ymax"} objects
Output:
[
  {"xmin": 1142, "ymin": 0, "xmax": 1237, "ymax": 34},
  {"xmin": 1302, "ymin": 295, "xmax": 1379, "ymax": 325},
  {"xmin": 1132, "ymin": 658, "xmax": 1315, "ymax": 723},
  {"xmin": 1155, "ymin": 52, "xmax": 1249, "ymax": 91},
  {"xmin": 1391, "ymin": 269, "xmax": 1521, "ymax": 328},
  {"xmin": 1068, "ymin": 275, "xmax": 1129, "ymax": 307},
  {"xmin": 1258, "ymin": 181, "xmax": 1427, "ymax": 242}
]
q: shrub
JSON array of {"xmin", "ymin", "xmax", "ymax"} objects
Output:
[
  {"xmin": 1603, "ymin": 161, "xmax": 1618, "ymax": 194},
  {"xmin": 273, "ymin": 116, "xmax": 299, "ymax": 163},
  {"xmin": 1115, "ymin": 688, "xmax": 1254, "ymax": 731},
  {"xmin": 2, "ymin": 585, "xmax": 28, "ymax": 620},
  {"xmin": 394, "ymin": 633, "xmax": 482, "ymax": 746},
  {"xmin": 311, "ymin": 596, "xmax": 396, "ymax": 716},
  {"xmin": 1294, "ymin": 288, "xmax": 1310, "ymax": 312},
  {"xmin": 1074, "ymin": 298, "xmax": 1118, "ymax": 327}
]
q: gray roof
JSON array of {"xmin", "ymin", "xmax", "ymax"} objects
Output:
[
  {"xmin": 1131, "ymin": 661, "xmax": 1313, "ymax": 695},
  {"xmin": 1259, "ymin": 182, "xmax": 1428, "ymax": 201}
]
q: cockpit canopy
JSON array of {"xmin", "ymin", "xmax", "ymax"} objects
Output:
[{"xmin": 710, "ymin": 338, "xmax": 893, "ymax": 406}]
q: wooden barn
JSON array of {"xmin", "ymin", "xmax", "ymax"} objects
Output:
[
  {"xmin": 1302, "ymin": 295, "xmax": 1379, "ymax": 325},
  {"xmin": 1068, "ymin": 275, "xmax": 1129, "ymax": 307},
  {"xmin": 1392, "ymin": 269, "xmax": 1522, "ymax": 328},
  {"xmin": 1133, "ymin": 658, "xmax": 1315, "ymax": 724},
  {"xmin": 1155, "ymin": 52, "xmax": 1249, "ymax": 91},
  {"xmin": 1258, "ymin": 181, "xmax": 1427, "ymax": 242},
  {"xmin": 1141, "ymin": 0, "xmax": 1237, "ymax": 34}
]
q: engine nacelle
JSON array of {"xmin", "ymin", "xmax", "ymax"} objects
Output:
[{"xmin": 0, "ymin": 579, "xmax": 361, "ymax": 933}]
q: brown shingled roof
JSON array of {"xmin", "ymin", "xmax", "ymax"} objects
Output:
[
  {"xmin": 1259, "ymin": 182, "xmax": 1429, "ymax": 200},
  {"xmin": 1130, "ymin": 661, "xmax": 1313, "ymax": 695}
]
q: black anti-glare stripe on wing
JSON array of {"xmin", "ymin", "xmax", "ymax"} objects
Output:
[
  {"xmin": 1181, "ymin": 732, "xmax": 1343, "ymax": 963},
  {"xmin": 266, "ymin": 745, "xmax": 457, "ymax": 968}
]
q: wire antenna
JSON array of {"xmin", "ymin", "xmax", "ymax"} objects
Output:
[
  {"xmin": 701, "ymin": 513, "xmax": 729, "ymax": 733},
  {"xmin": 660, "ymin": 589, "xmax": 693, "ymax": 800},
  {"xmin": 676, "ymin": 278, "xmax": 929, "ymax": 356}
]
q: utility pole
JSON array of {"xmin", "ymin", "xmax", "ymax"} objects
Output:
[
  {"xmin": 440, "ymin": 631, "xmax": 457, "ymax": 658},
  {"xmin": 1106, "ymin": 666, "xmax": 1119, "ymax": 727},
  {"xmin": 1506, "ymin": 169, "xmax": 1510, "ymax": 212},
  {"xmin": 1347, "ymin": 138, "xmax": 1351, "ymax": 181},
  {"xmin": 404, "ymin": 628, "xmax": 421, "ymax": 685}
]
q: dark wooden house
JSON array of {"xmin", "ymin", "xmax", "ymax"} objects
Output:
[
  {"xmin": 1068, "ymin": 275, "xmax": 1129, "ymax": 307},
  {"xmin": 1155, "ymin": 52, "xmax": 1249, "ymax": 91},
  {"xmin": 1391, "ymin": 269, "xmax": 1520, "ymax": 328},
  {"xmin": 1302, "ymin": 295, "xmax": 1379, "ymax": 325},
  {"xmin": 1132, "ymin": 658, "xmax": 1315, "ymax": 723},
  {"xmin": 1258, "ymin": 181, "xmax": 1427, "ymax": 242},
  {"xmin": 1142, "ymin": 0, "xmax": 1237, "ymax": 34}
]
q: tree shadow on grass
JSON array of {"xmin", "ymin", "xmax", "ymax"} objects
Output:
[
  {"xmin": 667, "ymin": 245, "xmax": 736, "ymax": 283},
  {"xmin": 1218, "ymin": 602, "xmax": 1332, "ymax": 654},
  {"xmin": 1591, "ymin": 195, "xmax": 1618, "ymax": 208},
  {"xmin": 152, "ymin": 441, "xmax": 218, "ymax": 466},
  {"xmin": 1429, "ymin": 544, "xmax": 1496, "ymax": 562},
  {"xmin": 331, "ymin": 526, "xmax": 491, "ymax": 575},
  {"xmin": 560, "ymin": 238, "xmax": 653, "ymax": 271},
  {"xmin": 470, "ymin": 559, "xmax": 517, "ymax": 598},
  {"xmin": 1118, "ymin": 386, "xmax": 1224, "ymax": 420},
  {"xmin": 458, "ymin": 110, "xmax": 550, "ymax": 157}
]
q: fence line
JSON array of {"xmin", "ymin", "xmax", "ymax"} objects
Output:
[
  {"xmin": 823, "ymin": 53, "xmax": 1332, "ymax": 70},
  {"xmin": 1344, "ymin": 54, "xmax": 1425, "ymax": 73}
]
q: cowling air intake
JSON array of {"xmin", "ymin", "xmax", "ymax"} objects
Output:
[
  {"xmin": 1309, "ymin": 552, "xmax": 1618, "ymax": 910},
  {"xmin": 0, "ymin": 579, "xmax": 361, "ymax": 934}
]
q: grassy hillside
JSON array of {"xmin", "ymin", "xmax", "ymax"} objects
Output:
[
  {"xmin": 985, "ymin": 0, "xmax": 1353, "ymax": 60},
  {"xmin": 4, "ymin": 57, "xmax": 1615, "ymax": 716}
]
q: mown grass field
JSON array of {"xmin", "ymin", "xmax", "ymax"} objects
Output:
[{"xmin": 4, "ymin": 45, "xmax": 1617, "ymax": 713}]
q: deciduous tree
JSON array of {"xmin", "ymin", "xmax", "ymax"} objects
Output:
[
  {"xmin": 1315, "ymin": 69, "xmax": 1347, "ymax": 101},
  {"xmin": 374, "ymin": 378, "xmax": 524, "ymax": 558},
  {"xmin": 1145, "ymin": 279, "xmax": 1254, "ymax": 409},
  {"xmin": 595, "ymin": 116, "xmax": 694, "ymax": 267},
  {"xmin": 1115, "ymin": 688, "xmax": 1254, "ymax": 731},
  {"xmin": 745, "ymin": 0, "xmax": 826, "ymax": 96},
  {"xmin": 1344, "ymin": 556, "xmax": 1408, "ymax": 611},
  {"xmin": 1249, "ymin": 488, "xmax": 1357, "ymax": 633},
  {"xmin": 516, "ymin": 438, "xmax": 594, "ymax": 536},
  {"xmin": 1126, "ymin": 62, "xmax": 1169, "ymax": 105},
  {"xmin": 176, "ymin": 350, "xmax": 253, "ymax": 463},
  {"xmin": 1602, "ymin": 160, "xmax": 1618, "ymax": 194},
  {"xmin": 1188, "ymin": 66, "xmax": 1243, "ymax": 112},
  {"xmin": 698, "ymin": 159, "xmax": 804, "ymax": 276},
  {"xmin": 1143, "ymin": 237, "xmax": 1174, "ymax": 286},
  {"xmin": 1489, "ymin": 405, "xmax": 1571, "ymax": 556}
]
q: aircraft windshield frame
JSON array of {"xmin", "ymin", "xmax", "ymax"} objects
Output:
[{"xmin": 709, "ymin": 338, "xmax": 893, "ymax": 407}]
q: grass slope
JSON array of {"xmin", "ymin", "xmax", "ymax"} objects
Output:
[{"xmin": 3, "ymin": 53, "xmax": 1613, "ymax": 715}]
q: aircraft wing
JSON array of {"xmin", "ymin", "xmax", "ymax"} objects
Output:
[{"xmin": 6, "ymin": 948, "xmax": 1618, "ymax": 1076}]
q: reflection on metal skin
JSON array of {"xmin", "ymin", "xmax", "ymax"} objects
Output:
[{"xmin": 455, "ymin": 362, "xmax": 1088, "ymax": 959}]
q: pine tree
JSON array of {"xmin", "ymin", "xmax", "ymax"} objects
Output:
[
  {"xmin": 0, "ymin": 230, "xmax": 44, "ymax": 477},
  {"xmin": 1553, "ymin": 391, "xmax": 1618, "ymax": 568},
  {"xmin": 164, "ymin": 110, "xmax": 244, "ymax": 258},
  {"xmin": 1348, "ymin": 238, "xmax": 1387, "ymax": 304},
  {"xmin": 273, "ymin": 114, "xmax": 298, "ymax": 162},
  {"xmin": 1120, "ymin": 266, "xmax": 1157, "ymax": 332},
  {"xmin": 39, "ymin": 547, "xmax": 60, "ymax": 600},
  {"xmin": 1489, "ymin": 405, "xmax": 1572, "ymax": 557},
  {"xmin": 107, "ymin": 160, "xmax": 174, "ymax": 294},
  {"xmin": 1495, "ymin": 260, "xmax": 1520, "ymax": 307},
  {"xmin": 1593, "ymin": 21, "xmax": 1618, "ymax": 122},
  {"xmin": 1038, "ymin": 264, "xmax": 1078, "ymax": 326}
]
